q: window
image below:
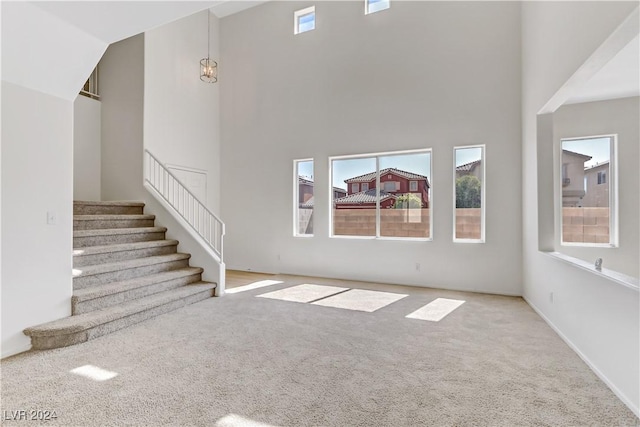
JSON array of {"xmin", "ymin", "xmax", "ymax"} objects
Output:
[
  {"xmin": 351, "ymin": 183, "xmax": 359, "ymax": 193},
  {"xmin": 331, "ymin": 150, "xmax": 431, "ymax": 239},
  {"xmin": 294, "ymin": 159, "xmax": 314, "ymax": 236},
  {"xmin": 410, "ymin": 181, "xmax": 418, "ymax": 191},
  {"xmin": 560, "ymin": 136, "xmax": 616, "ymax": 246},
  {"xmin": 294, "ymin": 6, "xmax": 315, "ymax": 34},
  {"xmin": 361, "ymin": 182, "xmax": 369, "ymax": 191},
  {"xmin": 365, "ymin": 0, "xmax": 390, "ymax": 15},
  {"xmin": 454, "ymin": 145, "xmax": 485, "ymax": 242}
]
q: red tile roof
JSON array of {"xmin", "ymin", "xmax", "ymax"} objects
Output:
[
  {"xmin": 334, "ymin": 189, "xmax": 397, "ymax": 205},
  {"xmin": 345, "ymin": 168, "xmax": 429, "ymax": 184}
]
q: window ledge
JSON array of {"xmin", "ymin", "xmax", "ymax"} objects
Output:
[{"xmin": 542, "ymin": 251, "xmax": 639, "ymax": 291}]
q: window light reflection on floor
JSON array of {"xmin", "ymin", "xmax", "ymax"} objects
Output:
[
  {"xmin": 216, "ymin": 414, "xmax": 277, "ymax": 427},
  {"xmin": 406, "ymin": 298, "xmax": 466, "ymax": 322},
  {"xmin": 69, "ymin": 365, "xmax": 118, "ymax": 381}
]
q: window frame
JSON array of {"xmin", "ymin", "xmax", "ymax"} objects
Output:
[
  {"xmin": 293, "ymin": 158, "xmax": 314, "ymax": 238},
  {"xmin": 453, "ymin": 144, "xmax": 486, "ymax": 244},
  {"xmin": 294, "ymin": 6, "xmax": 316, "ymax": 35},
  {"xmin": 409, "ymin": 180, "xmax": 418, "ymax": 192},
  {"xmin": 558, "ymin": 134, "xmax": 618, "ymax": 248},
  {"xmin": 365, "ymin": 0, "xmax": 390, "ymax": 15},
  {"xmin": 329, "ymin": 148, "xmax": 432, "ymax": 241}
]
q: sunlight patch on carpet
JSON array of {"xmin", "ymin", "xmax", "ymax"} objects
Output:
[
  {"xmin": 406, "ymin": 298, "xmax": 465, "ymax": 322},
  {"xmin": 69, "ymin": 365, "xmax": 118, "ymax": 381},
  {"xmin": 312, "ymin": 289, "xmax": 408, "ymax": 312},
  {"xmin": 216, "ymin": 414, "xmax": 277, "ymax": 427},
  {"xmin": 257, "ymin": 284, "xmax": 348, "ymax": 303},
  {"xmin": 226, "ymin": 280, "xmax": 283, "ymax": 294}
]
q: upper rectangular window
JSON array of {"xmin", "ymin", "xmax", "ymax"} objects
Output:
[
  {"xmin": 365, "ymin": 0, "xmax": 390, "ymax": 15},
  {"xmin": 331, "ymin": 150, "xmax": 431, "ymax": 240},
  {"xmin": 454, "ymin": 145, "xmax": 485, "ymax": 242},
  {"xmin": 294, "ymin": 159, "xmax": 314, "ymax": 236},
  {"xmin": 560, "ymin": 136, "xmax": 617, "ymax": 247},
  {"xmin": 294, "ymin": 6, "xmax": 315, "ymax": 34},
  {"xmin": 409, "ymin": 181, "xmax": 418, "ymax": 191}
]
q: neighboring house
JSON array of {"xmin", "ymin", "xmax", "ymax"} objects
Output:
[
  {"xmin": 298, "ymin": 177, "xmax": 347, "ymax": 207},
  {"xmin": 298, "ymin": 177, "xmax": 314, "ymax": 204},
  {"xmin": 333, "ymin": 187, "xmax": 347, "ymax": 199},
  {"xmin": 338, "ymin": 168, "xmax": 430, "ymax": 208},
  {"xmin": 455, "ymin": 159, "xmax": 482, "ymax": 180},
  {"xmin": 334, "ymin": 189, "xmax": 398, "ymax": 209},
  {"xmin": 561, "ymin": 149, "xmax": 592, "ymax": 207},
  {"xmin": 582, "ymin": 161, "xmax": 610, "ymax": 207}
]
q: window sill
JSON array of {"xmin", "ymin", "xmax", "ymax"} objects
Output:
[
  {"xmin": 329, "ymin": 235, "xmax": 432, "ymax": 242},
  {"xmin": 542, "ymin": 251, "xmax": 639, "ymax": 291}
]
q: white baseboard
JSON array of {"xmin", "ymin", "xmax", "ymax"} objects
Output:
[
  {"xmin": 1, "ymin": 343, "xmax": 32, "ymax": 360},
  {"xmin": 523, "ymin": 296, "xmax": 639, "ymax": 418}
]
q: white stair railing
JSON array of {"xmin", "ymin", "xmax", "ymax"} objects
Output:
[{"xmin": 143, "ymin": 150, "xmax": 224, "ymax": 262}]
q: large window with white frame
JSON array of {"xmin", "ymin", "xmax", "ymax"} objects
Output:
[
  {"xmin": 560, "ymin": 135, "xmax": 617, "ymax": 247},
  {"xmin": 454, "ymin": 145, "xmax": 485, "ymax": 242},
  {"xmin": 294, "ymin": 159, "xmax": 314, "ymax": 236},
  {"xmin": 330, "ymin": 149, "xmax": 432, "ymax": 239}
]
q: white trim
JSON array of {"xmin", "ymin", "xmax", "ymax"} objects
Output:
[
  {"xmin": 294, "ymin": 6, "xmax": 315, "ymax": 35},
  {"xmin": 453, "ymin": 144, "xmax": 485, "ymax": 243},
  {"xmin": 293, "ymin": 158, "xmax": 314, "ymax": 237},
  {"xmin": 1, "ymin": 343, "xmax": 32, "ymax": 359},
  {"xmin": 523, "ymin": 295, "xmax": 639, "ymax": 418},
  {"xmin": 558, "ymin": 135, "xmax": 617, "ymax": 248}
]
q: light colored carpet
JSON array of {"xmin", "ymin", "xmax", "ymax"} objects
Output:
[{"xmin": 1, "ymin": 272, "xmax": 637, "ymax": 426}]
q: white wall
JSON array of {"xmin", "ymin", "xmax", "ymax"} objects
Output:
[
  {"xmin": 220, "ymin": 1, "xmax": 523, "ymax": 295},
  {"xmin": 553, "ymin": 97, "xmax": 639, "ymax": 278},
  {"xmin": 73, "ymin": 95, "xmax": 102, "ymax": 201},
  {"xmin": 522, "ymin": 2, "xmax": 639, "ymax": 415},
  {"xmin": 144, "ymin": 10, "xmax": 221, "ymax": 213},
  {"xmin": 1, "ymin": 82, "xmax": 73, "ymax": 358},
  {"xmin": 1, "ymin": 1, "xmax": 106, "ymax": 101},
  {"xmin": 101, "ymin": 35, "xmax": 146, "ymax": 202}
]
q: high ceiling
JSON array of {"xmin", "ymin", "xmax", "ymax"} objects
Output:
[{"xmin": 565, "ymin": 34, "xmax": 639, "ymax": 105}]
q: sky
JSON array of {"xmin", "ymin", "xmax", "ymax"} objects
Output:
[{"xmin": 562, "ymin": 137, "xmax": 611, "ymax": 168}]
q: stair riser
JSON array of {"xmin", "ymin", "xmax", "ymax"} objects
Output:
[
  {"xmin": 73, "ymin": 218, "xmax": 155, "ymax": 230},
  {"xmin": 74, "ymin": 231, "xmax": 166, "ymax": 248},
  {"xmin": 73, "ymin": 273, "xmax": 202, "ymax": 314},
  {"xmin": 73, "ymin": 245, "xmax": 178, "ymax": 268},
  {"xmin": 74, "ymin": 259, "xmax": 190, "ymax": 289},
  {"xmin": 30, "ymin": 288, "xmax": 214, "ymax": 350},
  {"xmin": 74, "ymin": 205, "xmax": 144, "ymax": 215}
]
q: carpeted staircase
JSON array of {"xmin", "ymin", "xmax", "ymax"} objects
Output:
[{"xmin": 23, "ymin": 201, "xmax": 216, "ymax": 350}]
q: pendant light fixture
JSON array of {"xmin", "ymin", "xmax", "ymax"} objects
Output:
[{"xmin": 200, "ymin": 10, "xmax": 217, "ymax": 83}]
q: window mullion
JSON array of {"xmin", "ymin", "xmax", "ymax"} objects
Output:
[{"xmin": 376, "ymin": 157, "xmax": 381, "ymax": 238}]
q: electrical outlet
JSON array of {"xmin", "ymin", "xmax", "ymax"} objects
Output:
[
  {"xmin": 549, "ymin": 292, "xmax": 554, "ymax": 303},
  {"xmin": 47, "ymin": 211, "xmax": 57, "ymax": 225},
  {"xmin": 415, "ymin": 263, "xmax": 421, "ymax": 271}
]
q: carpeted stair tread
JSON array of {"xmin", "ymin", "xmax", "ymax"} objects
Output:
[
  {"xmin": 74, "ymin": 253, "xmax": 190, "ymax": 278},
  {"xmin": 73, "ymin": 267, "xmax": 204, "ymax": 302},
  {"xmin": 74, "ymin": 201, "xmax": 145, "ymax": 207},
  {"xmin": 73, "ymin": 240, "xmax": 179, "ymax": 256},
  {"xmin": 74, "ymin": 227, "xmax": 167, "ymax": 238},
  {"xmin": 24, "ymin": 283, "xmax": 216, "ymax": 337},
  {"xmin": 74, "ymin": 214, "xmax": 156, "ymax": 221}
]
